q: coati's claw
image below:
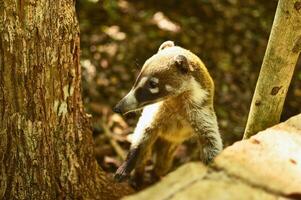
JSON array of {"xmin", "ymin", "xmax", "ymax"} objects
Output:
[
  {"xmin": 114, "ymin": 173, "xmax": 127, "ymax": 182},
  {"xmin": 114, "ymin": 165, "xmax": 129, "ymax": 182}
]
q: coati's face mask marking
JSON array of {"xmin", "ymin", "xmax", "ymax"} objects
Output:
[{"xmin": 113, "ymin": 42, "xmax": 193, "ymax": 114}]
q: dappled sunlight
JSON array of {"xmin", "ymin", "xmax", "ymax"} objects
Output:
[{"xmin": 152, "ymin": 12, "xmax": 181, "ymax": 33}]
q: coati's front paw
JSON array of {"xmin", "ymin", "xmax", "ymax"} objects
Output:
[
  {"xmin": 200, "ymin": 146, "xmax": 222, "ymax": 165},
  {"xmin": 114, "ymin": 164, "xmax": 130, "ymax": 182}
]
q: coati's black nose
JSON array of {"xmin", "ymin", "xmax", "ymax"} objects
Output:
[{"xmin": 113, "ymin": 106, "xmax": 122, "ymax": 114}]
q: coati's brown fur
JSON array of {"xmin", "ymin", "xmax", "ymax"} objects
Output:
[{"xmin": 113, "ymin": 41, "xmax": 223, "ymax": 182}]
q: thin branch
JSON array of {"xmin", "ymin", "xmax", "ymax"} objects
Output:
[{"xmin": 101, "ymin": 121, "xmax": 127, "ymax": 160}]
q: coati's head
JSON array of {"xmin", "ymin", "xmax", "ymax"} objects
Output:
[{"xmin": 113, "ymin": 41, "xmax": 212, "ymax": 114}]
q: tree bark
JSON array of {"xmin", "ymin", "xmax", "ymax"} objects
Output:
[
  {"xmin": 0, "ymin": 0, "xmax": 132, "ymax": 199},
  {"xmin": 243, "ymin": 0, "xmax": 301, "ymax": 139}
]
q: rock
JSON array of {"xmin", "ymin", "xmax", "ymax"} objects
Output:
[
  {"xmin": 124, "ymin": 163, "xmax": 208, "ymax": 200},
  {"xmin": 214, "ymin": 114, "xmax": 301, "ymax": 197},
  {"xmin": 124, "ymin": 163, "xmax": 281, "ymax": 200},
  {"xmin": 166, "ymin": 170, "xmax": 279, "ymax": 200}
]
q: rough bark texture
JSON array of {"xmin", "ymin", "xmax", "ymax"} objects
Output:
[
  {"xmin": 0, "ymin": 0, "xmax": 132, "ymax": 199},
  {"xmin": 244, "ymin": 0, "xmax": 301, "ymax": 139}
]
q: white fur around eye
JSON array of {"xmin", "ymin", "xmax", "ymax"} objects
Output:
[
  {"xmin": 149, "ymin": 87, "xmax": 159, "ymax": 93},
  {"xmin": 150, "ymin": 77, "xmax": 159, "ymax": 83},
  {"xmin": 165, "ymin": 84, "xmax": 173, "ymax": 92},
  {"xmin": 138, "ymin": 77, "xmax": 148, "ymax": 88}
]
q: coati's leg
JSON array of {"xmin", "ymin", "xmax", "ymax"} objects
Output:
[
  {"xmin": 153, "ymin": 138, "xmax": 178, "ymax": 177},
  {"xmin": 189, "ymin": 106, "xmax": 223, "ymax": 164},
  {"xmin": 114, "ymin": 127, "xmax": 158, "ymax": 182},
  {"xmin": 132, "ymin": 148, "xmax": 151, "ymax": 185}
]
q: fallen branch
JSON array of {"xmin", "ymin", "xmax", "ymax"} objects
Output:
[{"xmin": 101, "ymin": 121, "xmax": 127, "ymax": 160}]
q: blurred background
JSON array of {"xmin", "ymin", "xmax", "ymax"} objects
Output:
[{"xmin": 76, "ymin": 0, "xmax": 301, "ymax": 184}]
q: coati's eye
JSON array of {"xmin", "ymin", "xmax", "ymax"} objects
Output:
[{"xmin": 148, "ymin": 79, "xmax": 158, "ymax": 89}]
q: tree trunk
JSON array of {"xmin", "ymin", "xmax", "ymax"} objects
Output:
[
  {"xmin": 243, "ymin": 0, "xmax": 301, "ymax": 139},
  {"xmin": 0, "ymin": 0, "xmax": 132, "ymax": 199}
]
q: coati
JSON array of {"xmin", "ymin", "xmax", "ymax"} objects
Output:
[{"xmin": 113, "ymin": 41, "xmax": 223, "ymax": 182}]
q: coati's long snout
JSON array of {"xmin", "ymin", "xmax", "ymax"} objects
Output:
[
  {"xmin": 113, "ymin": 90, "xmax": 138, "ymax": 114},
  {"xmin": 113, "ymin": 87, "xmax": 166, "ymax": 114}
]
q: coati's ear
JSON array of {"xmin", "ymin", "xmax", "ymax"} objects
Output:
[
  {"xmin": 158, "ymin": 41, "xmax": 175, "ymax": 52},
  {"xmin": 173, "ymin": 55, "xmax": 194, "ymax": 73}
]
